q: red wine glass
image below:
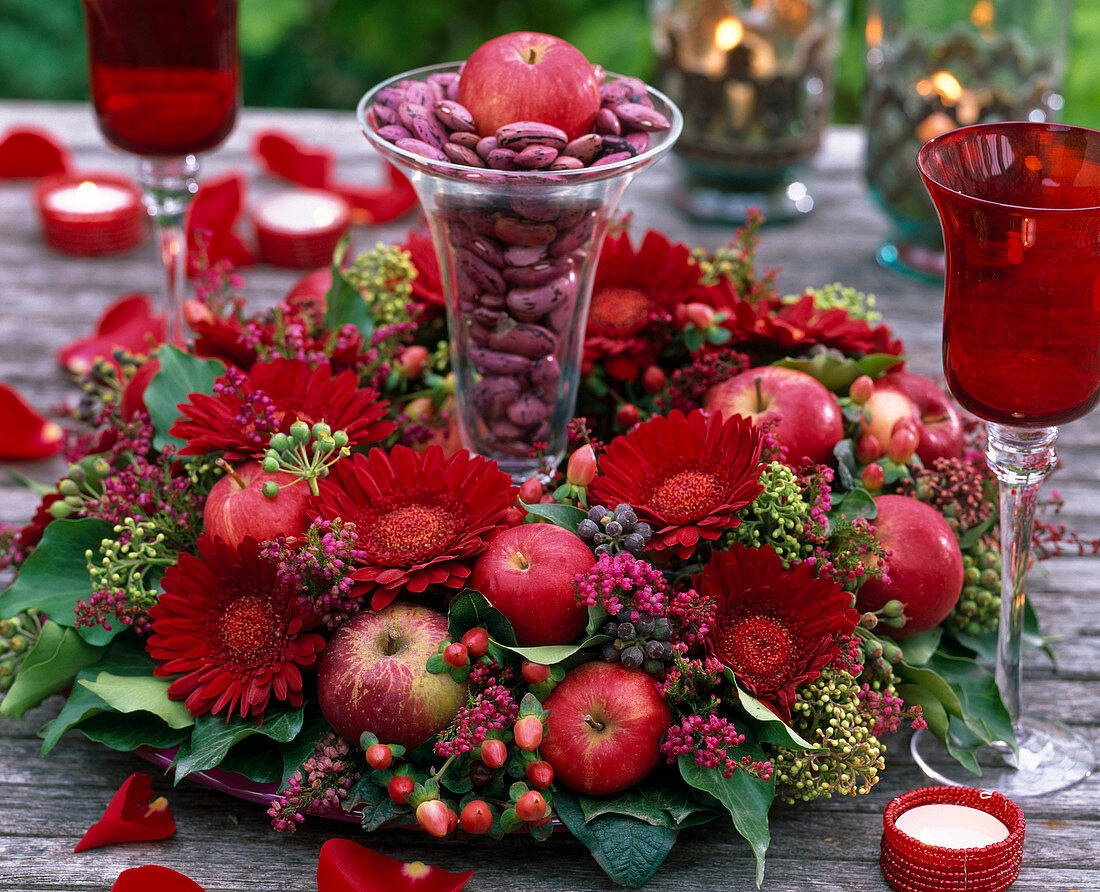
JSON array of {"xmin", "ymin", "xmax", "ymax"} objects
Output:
[
  {"xmin": 914, "ymin": 122, "xmax": 1098, "ymax": 795},
  {"xmin": 81, "ymin": 0, "xmax": 240, "ymax": 344}
]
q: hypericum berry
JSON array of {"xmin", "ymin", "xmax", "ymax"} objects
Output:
[
  {"xmin": 861, "ymin": 463, "xmax": 886, "ymax": 491},
  {"xmin": 521, "ymin": 660, "xmax": 552, "ymax": 685},
  {"xmin": 518, "ymin": 475, "xmax": 544, "ymax": 504},
  {"xmin": 616, "ymin": 403, "xmax": 640, "ymax": 427},
  {"xmin": 387, "ymin": 775, "xmax": 415, "ymax": 805},
  {"xmin": 460, "ymin": 799, "xmax": 493, "ymax": 835},
  {"xmin": 526, "ymin": 760, "xmax": 554, "ymax": 789},
  {"xmin": 566, "ymin": 444, "xmax": 597, "ymax": 487},
  {"xmin": 405, "ymin": 396, "xmax": 434, "ymax": 423},
  {"xmin": 642, "ymin": 365, "xmax": 667, "ymax": 394},
  {"xmin": 365, "ymin": 744, "xmax": 393, "ymax": 770},
  {"xmin": 849, "ymin": 375, "xmax": 874, "ymax": 405},
  {"xmin": 461, "ymin": 627, "xmax": 490, "ymax": 658},
  {"xmin": 416, "ymin": 799, "xmax": 455, "ymax": 838},
  {"xmin": 855, "ymin": 432, "xmax": 882, "ymax": 464},
  {"xmin": 469, "ymin": 760, "xmax": 496, "ymax": 787},
  {"xmin": 395, "ymin": 344, "xmax": 430, "ymax": 379},
  {"xmin": 515, "ymin": 790, "xmax": 548, "ymax": 823},
  {"xmin": 888, "ymin": 425, "xmax": 919, "ymax": 463},
  {"xmin": 480, "ymin": 738, "xmax": 508, "ymax": 769},
  {"xmin": 683, "ymin": 302, "xmax": 716, "ymax": 330},
  {"xmin": 513, "ymin": 716, "xmax": 544, "ymax": 751},
  {"xmin": 443, "ymin": 642, "xmax": 469, "ymax": 668}
]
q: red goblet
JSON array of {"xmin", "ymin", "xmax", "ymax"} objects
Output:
[
  {"xmin": 915, "ymin": 122, "xmax": 1099, "ymax": 795},
  {"xmin": 81, "ymin": 0, "xmax": 240, "ymax": 344}
]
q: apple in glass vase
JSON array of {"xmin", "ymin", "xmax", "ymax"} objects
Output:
[
  {"xmin": 704, "ymin": 366, "xmax": 844, "ymax": 466},
  {"xmin": 457, "ymin": 32, "xmax": 602, "ymax": 140},
  {"xmin": 540, "ymin": 661, "xmax": 671, "ymax": 796},
  {"xmin": 317, "ymin": 603, "xmax": 467, "ymax": 749},
  {"xmin": 202, "ymin": 461, "xmax": 312, "ymax": 547}
]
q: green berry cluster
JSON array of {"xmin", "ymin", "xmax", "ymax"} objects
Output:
[
  {"xmin": 87, "ymin": 518, "xmax": 175, "ymax": 613},
  {"xmin": 343, "ymin": 243, "xmax": 417, "ymax": 329},
  {"xmin": 0, "ymin": 611, "xmax": 43, "ymax": 694},
  {"xmin": 949, "ymin": 534, "xmax": 1002, "ymax": 635},
  {"xmin": 720, "ymin": 461, "xmax": 813, "ymax": 565},
  {"xmin": 600, "ymin": 608, "xmax": 674, "ymax": 676},
  {"xmin": 47, "ymin": 459, "xmax": 112, "ymax": 520},
  {"xmin": 796, "ymin": 283, "xmax": 881, "ymax": 324},
  {"xmin": 771, "ymin": 668, "xmax": 884, "ymax": 804},
  {"xmin": 261, "ymin": 421, "xmax": 350, "ymax": 497}
]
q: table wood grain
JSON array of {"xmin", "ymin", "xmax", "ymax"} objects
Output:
[{"xmin": 0, "ymin": 103, "xmax": 1096, "ymax": 892}]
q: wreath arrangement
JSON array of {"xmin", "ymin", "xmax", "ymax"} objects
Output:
[{"xmin": 0, "ymin": 213, "xmax": 1074, "ymax": 888}]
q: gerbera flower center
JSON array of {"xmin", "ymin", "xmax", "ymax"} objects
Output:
[
  {"xmin": 720, "ymin": 614, "xmax": 796, "ymax": 685},
  {"xmin": 217, "ymin": 592, "xmax": 283, "ymax": 668},
  {"xmin": 367, "ymin": 503, "xmax": 455, "ymax": 565},
  {"xmin": 646, "ymin": 468, "xmax": 722, "ymax": 522},
  {"xmin": 588, "ymin": 286, "xmax": 652, "ymax": 336}
]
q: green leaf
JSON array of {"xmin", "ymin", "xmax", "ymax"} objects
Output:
[
  {"xmin": 77, "ymin": 710, "xmax": 190, "ymax": 753},
  {"xmin": 828, "ymin": 487, "xmax": 877, "ymax": 528},
  {"xmin": 679, "ymin": 756, "xmax": 772, "ymax": 887},
  {"xmin": 3, "ymin": 468, "xmax": 54, "ymax": 495},
  {"xmin": 520, "ymin": 500, "xmax": 587, "ymax": 532},
  {"xmin": 553, "ymin": 788, "xmax": 678, "ymax": 889},
  {"xmin": 78, "ymin": 673, "xmax": 194, "ymax": 730},
  {"xmin": 494, "ymin": 636, "xmax": 609, "ymax": 666},
  {"xmin": 774, "ymin": 352, "xmax": 902, "ymax": 391},
  {"xmin": 1, "ymin": 621, "xmax": 105, "ymax": 717},
  {"xmin": 896, "ymin": 683, "xmax": 949, "ymax": 739},
  {"xmin": 446, "ymin": 589, "xmax": 517, "ymax": 647},
  {"xmin": 957, "ymin": 514, "xmax": 995, "ymax": 551},
  {"xmin": 734, "ymin": 684, "xmax": 818, "ymax": 750},
  {"xmin": 0, "ymin": 518, "xmax": 117, "ymax": 645},
  {"xmin": 1023, "ymin": 596, "xmax": 1057, "ymax": 668},
  {"xmin": 323, "ymin": 239, "xmax": 375, "ymax": 339},
  {"xmin": 895, "ymin": 660, "xmax": 964, "ymax": 720},
  {"xmin": 39, "ymin": 682, "xmax": 109, "ymax": 755},
  {"xmin": 172, "ymin": 703, "xmax": 305, "ymax": 781},
  {"xmin": 925, "ymin": 652, "xmax": 1015, "ymax": 751},
  {"xmin": 145, "ymin": 345, "xmax": 226, "ymax": 452},
  {"xmin": 577, "ymin": 777, "xmax": 716, "ymax": 829},
  {"xmin": 944, "ymin": 715, "xmax": 984, "ymax": 776},
  {"xmin": 585, "ymin": 604, "xmax": 610, "ymax": 638},
  {"xmin": 215, "ymin": 737, "xmax": 285, "ymax": 784},
  {"xmin": 897, "ymin": 627, "xmax": 943, "ymax": 667}
]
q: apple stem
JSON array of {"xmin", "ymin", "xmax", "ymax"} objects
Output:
[
  {"xmin": 583, "ymin": 714, "xmax": 605, "ymax": 732},
  {"xmin": 753, "ymin": 376, "xmax": 764, "ymax": 412},
  {"xmin": 215, "ymin": 457, "xmax": 247, "ymax": 488}
]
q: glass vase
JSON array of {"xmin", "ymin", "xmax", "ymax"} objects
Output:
[{"xmin": 357, "ymin": 64, "xmax": 682, "ymax": 481}]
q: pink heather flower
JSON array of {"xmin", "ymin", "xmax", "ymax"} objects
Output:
[
  {"xmin": 858, "ymin": 683, "xmax": 927, "ymax": 737},
  {"xmin": 573, "ymin": 551, "xmax": 674, "ymax": 619},
  {"xmin": 434, "ymin": 683, "xmax": 519, "ymax": 758},
  {"xmin": 660, "ymin": 712, "xmax": 770, "ymax": 780},
  {"xmin": 269, "ymin": 732, "xmax": 358, "ymax": 831}
]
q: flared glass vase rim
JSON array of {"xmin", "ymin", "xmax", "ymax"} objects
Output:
[
  {"xmin": 917, "ymin": 120, "xmax": 1100, "ymax": 214},
  {"xmin": 355, "ymin": 61, "xmax": 684, "ymax": 183}
]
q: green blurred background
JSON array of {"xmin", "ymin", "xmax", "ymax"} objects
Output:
[{"xmin": 0, "ymin": 0, "xmax": 1095, "ymax": 127}]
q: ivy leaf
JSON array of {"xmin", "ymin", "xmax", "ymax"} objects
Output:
[
  {"xmin": 172, "ymin": 703, "xmax": 305, "ymax": 781},
  {"xmin": 553, "ymin": 787, "xmax": 678, "ymax": 889},
  {"xmin": 733, "ymin": 683, "xmax": 818, "ymax": 750},
  {"xmin": 957, "ymin": 514, "xmax": 995, "ymax": 551},
  {"xmin": 774, "ymin": 352, "xmax": 902, "ymax": 392},
  {"xmin": 0, "ymin": 518, "xmax": 117, "ymax": 645},
  {"xmin": 446, "ymin": 589, "xmax": 517, "ymax": 647},
  {"xmin": 0, "ymin": 621, "xmax": 106, "ymax": 717},
  {"xmin": 145, "ymin": 345, "xmax": 226, "ymax": 453},
  {"xmin": 38, "ymin": 682, "xmax": 109, "ymax": 755},
  {"xmin": 577, "ymin": 776, "xmax": 716, "ymax": 829},
  {"xmin": 78, "ymin": 673, "xmax": 194, "ymax": 730},
  {"xmin": 944, "ymin": 715, "xmax": 985, "ymax": 776},
  {"xmin": 279, "ymin": 707, "xmax": 333, "ymax": 784},
  {"xmin": 925, "ymin": 652, "xmax": 1015, "ymax": 752},
  {"xmin": 215, "ymin": 737, "xmax": 285, "ymax": 784},
  {"xmin": 678, "ymin": 756, "xmax": 773, "ymax": 887},
  {"xmin": 323, "ymin": 237, "xmax": 374, "ymax": 339},
  {"xmin": 520, "ymin": 500, "xmax": 587, "ymax": 532},
  {"xmin": 897, "ymin": 627, "xmax": 943, "ymax": 667},
  {"xmin": 77, "ymin": 711, "xmax": 191, "ymax": 753},
  {"xmin": 494, "ymin": 636, "xmax": 610, "ymax": 666}
]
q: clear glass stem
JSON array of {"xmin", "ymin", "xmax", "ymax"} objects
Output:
[
  {"xmin": 138, "ymin": 155, "xmax": 200, "ymax": 346},
  {"xmin": 985, "ymin": 422, "xmax": 1058, "ymax": 730}
]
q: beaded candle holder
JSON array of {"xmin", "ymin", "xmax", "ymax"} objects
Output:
[{"xmin": 881, "ymin": 786, "xmax": 1025, "ymax": 892}]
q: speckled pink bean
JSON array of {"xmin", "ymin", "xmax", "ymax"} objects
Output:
[
  {"xmin": 594, "ymin": 107, "xmax": 621, "ymax": 135},
  {"xmin": 503, "ymin": 256, "xmax": 573, "ymax": 287},
  {"xmin": 374, "ymin": 87, "xmax": 406, "ymax": 109},
  {"xmin": 399, "ymin": 102, "xmax": 447, "ymax": 149},
  {"xmin": 448, "ymin": 131, "xmax": 481, "ymax": 149},
  {"xmin": 394, "ymin": 138, "xmax": 448, "ymax": 161},
  {"xmin": 467, "ymin": 321, "xmax": 494, "ymax": 345},
  {"xmin": 509, "ymin": 198, "xmax": 559, "ymax": 223},
  {"xmin": 563, "ymin": 134, "xmax": 603, "ymax": 163},
  {"xmin": 546, "ymin": 298, "xmax": 574, "ymax": 333},
  {"xmin": 403, "ymin": 81, "xmax": 435, "ymax": 108},
  {"xmin": 490, "ymin": 418, "xmax": 526, "ymax": 441},
  {"xmin": 471, "ymin": 306, "xmax": 501, "ymax": 326},
  {"xmin": 611, "ymin": 102, "xmax": 671, "ymax": 132},
  {"xmin": 475, "ymin": 136, "xmax": 498, "ymax": 159},
  {"xmin": 377, "ymin": 124, "xmax": 413, "ymax": 142},
  {"xmin": 506, "ymin": 273, "xmax": 577, "ymax": 321},
  {"xmin": 491, "ymin": 438, "xmax": 535, "ymax": 457},
  {"xmin": 493, "ymin": 215, "xmax": 557, "ymax": 247},
  {"xmin": 592, "ymin": 151, "xmax": 633, "ymax": 167},
  {"xmin": 443, "ymin": 143, "xmax": 486, "ymax": 167},
  {"xmin": 371, "ymin": 104, "xmax": 399, "ymax": 126},
  {"xmin": 427, "ymin": 71, "xmax": 458, "ymax": 93},
  {"xmin": 600, "ymin": 78, "xmax": 648, "ymax": 105},
  {"xmin": 548, "ymin": 156, "xmax": 585, "ymax": 171},
  {"xmin": 507, "ymin": 393, "xmax": 551, "ymax": 427},
  {"xmin": 555, "ymin": 207, "xmax": 590, "ymax": 230},
  {"xmin": 453, "ymin": 226, "xmax": 507, "ymax": 267},
  {"xmin": 530, "ymin": 357, "xmax": 561, "ymax": 396},
  {"xmin": 487, "ymin": 148, "xmax": 518, "ymax": 170},
  {"xmin": 504, "ymin": 245, "xmax": 548, "ymax": 267},
  {"xmin": 513, "ymin": 145, "xmax": 559, "ymax": 170},
  {"xmin": 478, "ymin": 292, "xmax": 508, "ymax": 309},
  {"xmin": 488, "ymin": 321, "xmax": 557, "ymax": 359},
  {"xmin": 457, "ymin": 247, "xmax": 506, "ymax": 294},
  {"xmin": 472, "ymin": 376, "xmax": 523, "ymax": 418},
  {"xmin": 496, "ymin": 121, "xmax": 568, "ymax": 152},
  {"xmin": 470, "ymin": 347, "xmax": 531, "ymax": 376},
  {"xmin": 625, "ymin": 132, "xmax": 649, "ymax": 153},
  {"xmin": 434, "ymin": 100, "xmax": 476, "ymax": 132},
  {"xmin": 549, "ymin": 213, "xmax": 597, "ymax": 257}
]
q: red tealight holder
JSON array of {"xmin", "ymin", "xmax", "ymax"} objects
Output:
[
  {"xmin": 881, "ymin": 786, "xmax": 1025, "ymax": 892},
  {"xmin": 253, "ymin": 188, "xmax": 351, "ymax": 269},
  {"xmin": 34, "ymin": 171, "xmax": 147, "ymax": 256}
]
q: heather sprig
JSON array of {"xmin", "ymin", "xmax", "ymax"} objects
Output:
[
  {"xmin": 434, "ymin": 683, "xmax": 519, "ymax": 758},
  {"xmin": 662, "ymin": 712, "xmax": 771, "ymax": 780},
  {"xmin": 269, "ymin": 732, "xmax": 359, "ymax": 831},
  {"xmin": 693, "ymin": 208, "xmax": 777, "ymax": 303}
]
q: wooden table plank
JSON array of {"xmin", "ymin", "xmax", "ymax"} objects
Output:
[{"xmin": 1, "ymin": 103, "xmax": 1097, "ymax": 891}]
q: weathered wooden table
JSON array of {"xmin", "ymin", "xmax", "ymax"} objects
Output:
[{"xmin": 0, "ymin": 103, "xmax": 1096, "ymax": 891}]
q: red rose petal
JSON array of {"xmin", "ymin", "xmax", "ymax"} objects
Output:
[
  {"xmin": 111, "ymin": 865, "xmax": 205, "ymax": 892},
  {"xmin": 317, "ymin": 839, "xmax": 473, "ymax": 892},
  {"xmin": 330, "ymin": 165, "xmax": 416, "ymax": 225},
  {"xmin": 74, "ymin": 773, "xmax": 176, "ymax": 852},
  {"xmin": 186, "ymin": 171, "xmax": 257, "ymax": 276},
  {"xmin": 0, "ymin": 127, "xmax": 70, "ymax": 178},
  {"xmin": 56, "ymin": 293, "xmax": 164, "ymax": 374},
  {"xmin": 0, "ymin": 381, "xmax": 63, "ymax": 461},
  {"xmin": 252, "ymin": 130, "xmax": 335, "ymax": 189}
]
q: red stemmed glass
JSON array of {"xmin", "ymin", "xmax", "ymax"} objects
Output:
[
  {"xmin": 81, "ymin": 0, "xmax": 240, "ymax": 344},
  {"xmin": 914, "ymin": 122, "xmax": 1098, "ymax": 795}
]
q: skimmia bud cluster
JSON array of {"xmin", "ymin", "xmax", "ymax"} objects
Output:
[{"xmin": 577, "ymin": 503, "xmax": 652, "ymax": 556}]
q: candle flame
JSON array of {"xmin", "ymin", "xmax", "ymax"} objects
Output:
[
  {"xmin": 313, "ymin": 206, "xmax": 337, "ymax": 227},
  {"xmin": 715, "ymin": 17, "xmax": 744, "ymax": 51},
  {"xmin": 76, "ymin": 181, "xmax": 99, "ymax": 203}
]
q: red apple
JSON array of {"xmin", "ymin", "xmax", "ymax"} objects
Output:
[
  {"xmin": 470, "ymin": 523, "xmax": 595, "ymax": 645},
  {"xmin": 540, "ymin": 661, "xmax": 671, "ymax": 796},
  {"xmin": 861, "ymin": 371, "xmax": 964, "ymax": 466},
  {"xmin": 856, "ymin": 494, "xmax": 964, "ymax": 639},
  {"xmin": 202, "ymin": 462, "xmax": 312, "ymax": 547},
  {"xmin": 704, "ymin": 365, "xmax": 844, "ymax": 466},
  {"xmin": 457, "ymin": 32, "xmax": 602, "ymax": 140},
  {"xmin": 317, "ymin": 603, "xmax": 467, "ymax": 749}
]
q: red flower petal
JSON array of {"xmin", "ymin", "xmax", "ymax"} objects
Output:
[
  {"xmin": 56, "ymin": 293, "xmax": 164, "ymax": 374},
  {"xmin": 317, "ymin": 839, "xmax": 473, "ymax": 892},
  {"xmin": 112, "ymin": 865, "xmax": 205, "ymax": 892},
  {"xmin": 0, "ymin": 126, "xmax": 70, "ymax": 178},
  {"xmin": 0, "ymin": 381, "xmax": 63, "ymax": 460},
  {"xmin": 252, "ymin": 130, "xmax": 335, "ymax": 189},
  {"xmin": 186, "ymin": 171, "xmax": 257, "ymax": 276},
  {"xmin": 331, "ymin": 165, "xmax": 417, "ymax": 225},
  {"xmin": 74, "ymin": 773, "xmax": 176, "ymax": 852}
]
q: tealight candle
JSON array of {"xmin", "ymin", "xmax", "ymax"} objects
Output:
[
  {"xmin": 894, "ymin": 803, "xmax": 1010, "ymax": 849},
  {"xmin": 253, "ymin": 188, "xmax": 351, "ymax": 268},
  {"xmin": 34, "ymin": 172, "xmax": 147, "ymax": 256}
]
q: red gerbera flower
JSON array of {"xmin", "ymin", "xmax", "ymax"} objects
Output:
[
  {"xmin": 712, "ymin": 290, "xmax": 905, "ymax": 359},
  {"xmin": 170, "ymin": 357, "xmax": 393, "ymax": 460},
  {"xmin": 403, "ymin": 228, "xmax": 445, "ymax": 314},
  {"xmin": 585, "ymin": 230, "xmax": 730, "ymax": 382},
  {"xmin": 589, "ymin": 409, "xmax": 765, "ymax": 559},
  {"xmin": 697, "ymin": 542, "xmax": 860, "ymax": 722},
  {"xmin": 315, "ymin": 445, "xmax": 516, "ymax": 610},
  {"xmin": 147, "ymin": 535, "xmax": 325, "ymax": 719}
]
